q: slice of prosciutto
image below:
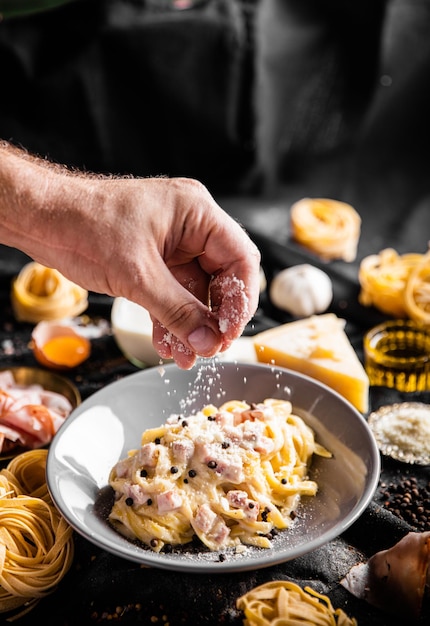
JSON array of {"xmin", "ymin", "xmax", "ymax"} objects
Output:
[
  {"xmin": 341, "ymin": 531, "xmax": 430, "ymax": 620},
  {"xmin": 0, "ymin": 371, "xmax": 73, "ymax": 454}
]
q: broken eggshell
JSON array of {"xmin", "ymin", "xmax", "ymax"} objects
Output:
[{"xmin": 31, "ymin": 321, "xmax": 91, "ymax": 370}]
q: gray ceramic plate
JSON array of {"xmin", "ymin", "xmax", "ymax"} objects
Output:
[{"xmin": 47, "ymin": 361, "xmax": 380, "ymax": 573}]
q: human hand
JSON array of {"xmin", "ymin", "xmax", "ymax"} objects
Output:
[
  {"xmin": 98, "ymin": 177, "xmax": 261, "ymax": 369},
  {"xmin": 1, "ymin": 154, "xmax": 260, "ymax": 369}
]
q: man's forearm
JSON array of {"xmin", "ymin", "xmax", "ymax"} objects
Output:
[{"xmin": 0, "ymin": 141, "xmax": 98, "ymax": 265}]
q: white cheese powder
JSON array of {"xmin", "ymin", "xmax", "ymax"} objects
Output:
[{"xmin": 369, "ymin": 402, "xmax": 430, "ymax": 464}]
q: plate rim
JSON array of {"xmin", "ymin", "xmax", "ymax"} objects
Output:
[{"xmin": 47, "ymin": 361, "xmax": 380, "ymax": 573}]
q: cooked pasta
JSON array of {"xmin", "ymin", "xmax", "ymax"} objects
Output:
[
  {"xmin": 236, "ymin": 580, "xmax": 358, "ymax": 626},
  {"xmin": 290, "ymin": 198, "xmax": 361, "ymax": 262},
  {"xmin": 108, "ymin": 399, "xmax": 331, "ymax": 552},
  {"xmin": 0, "ymin": 449, "xmax": 74, "ymax": 617}
]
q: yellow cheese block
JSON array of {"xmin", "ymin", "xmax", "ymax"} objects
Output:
[{"xmin": 253, "ymin": 314, "xmax": 369, "ymax": 413}]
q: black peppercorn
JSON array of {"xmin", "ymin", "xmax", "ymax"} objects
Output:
[{"xmin": 379, "ymin": 475, "xmax": 430, "ymax": 531}]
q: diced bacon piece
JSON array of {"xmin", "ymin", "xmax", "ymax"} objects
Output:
[
  {"xmin": 123, "ymin": 483, "xmax": 150, "ymax": 506},
  {"xmin": 194, "ymin": 441, "xmax": 216, "ymax": 464},
  {"xmin": 193, "ymin": 503, "xmax": 218, "ymax": 534},
  {"xmin": 220, "ymin": 425, "xmax": 243, "ymax": 444},
  {"xmin": 226, "ymin": 490, "xmax": 248, "ymax": 508},
  {"xmin": 194, "ymin": 441, "xmax": 244, "ymax": 483},
  {"xmin": 243, "ymin": 501, "xmax": 260, "ymax": 522},
  {"xmin": 114, "ymin": 458, "xmax": 130, "ymax": 479},
  {"xmin": 213, "ymin": 455, "xmax": 244, "ymax": 483},
  {"xmin": 240, "ymin": 408, "xmax": 266, "ymax": 423},
  {"xmin": 211, "ymin": 518, "xmax": 230, "ymax": 546},
  {"xmin": 171, "ymin": 439, "xmax": 194, "ymax": 464},
  {"xmin": 243, "ymin": 421, "xmax": 275, "ymax": 455},
  {"xmin": 136, "ymin": 442, "xmax": 158, "ymax": 468},
  {"xmin": 157, "ymin": 490, "xmax": 182, "ymax": 514},
  {"xmin": 242, "ymin": 420, "xmax": 264, "ymax": 442},
  {"xmin": 227, "ymin": 489, "xmax": 260, "ymax": 521},
  {"xmin": 214, "ymin": 411, "xmax": 235, "ymax": 428},
  {"xmin": 253, "ymin": 436, "xmax": 275, "ymax": 455}
]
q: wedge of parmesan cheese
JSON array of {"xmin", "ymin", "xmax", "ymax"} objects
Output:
[{"xmin": 253, "ymin": 314, "xmax": 369, "ymax": 413}]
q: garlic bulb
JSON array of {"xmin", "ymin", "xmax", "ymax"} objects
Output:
[{"xmin": 269, "ymin": 264, "xmax": 333, "ymax": 317}]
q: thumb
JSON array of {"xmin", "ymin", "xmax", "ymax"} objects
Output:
[{"xmin": 136, "ymin": 258, "xmax": 223, "ymax": 368}]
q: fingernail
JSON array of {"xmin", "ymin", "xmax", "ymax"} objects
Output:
[{"xmin": 188, "ymin": 326, "xmax": 218, "ymax": 355}]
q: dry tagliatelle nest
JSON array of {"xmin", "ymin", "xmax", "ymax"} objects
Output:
[
  {"xmin": 0, "ymin": 449, "xmax": 74, "ymax": 620},
  {"xmin": 237, "ymin": 580, "xmax": 357, "ymax": 625},
  {"xmin": 290, "ymin": 198, "xmax": 361, "ymax": 262},
  {"xmin": 11, "ymin": 261, "xmax": 88, "ymax": 323},
  {"xmin": 359, "ymin": 247, "xmax": 430, "ymax": 323}
]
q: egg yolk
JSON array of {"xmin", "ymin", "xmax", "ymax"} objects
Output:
[{"xmin": 40, "ymin": 336, "xmax": 90, "ymax": 367}]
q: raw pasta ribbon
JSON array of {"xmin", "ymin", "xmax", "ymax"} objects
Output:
[
  {"xmin": 359, "ymin": 247, "xmax": 430, "ymax": 322},
  {"xmin": 11, "ymin": 261, "xmax": 88, "ymax": 323},
  {"xmin": 236, "ymin": 580, "xmax": 357, "ymax": 625},
  {"xmin": 290, "ymin": 198, "xmax": 361, "ymax": 262},
  {"xmin": 0, "ymin": 449, "xmax": 74, "ymax": 617}
]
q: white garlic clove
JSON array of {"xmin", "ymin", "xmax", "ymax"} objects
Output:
[{"xmin": 269, "ymin": 264, "xmax": 333, "ymax": 317}]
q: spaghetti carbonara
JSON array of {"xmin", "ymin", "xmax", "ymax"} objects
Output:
[{"xmin": 108, "ymin": 399, "xmax": 331, "ymax": 552}]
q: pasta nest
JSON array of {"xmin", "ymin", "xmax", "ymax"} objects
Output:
[
  {"xmin": 237, "ymin": 580, "xmax": 357, "ymax": 626},
  {"xmin": 290, "ymin": 198, "xmax": 361, "ymax": 262},
  {"xmin": 0, "ymin": 449, "xmax": 74, "ymax": 617},
  {"xmin": 11, "ymin": 261, "xmax": 88, "ymax": 323},
  {"xmin": 359, "ymin": 247, "xmax": 430, "ymax": 323}
]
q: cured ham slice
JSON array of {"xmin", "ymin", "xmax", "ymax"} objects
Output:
[
  {"xmin": 0, "ymin": 371, "xmax": 73, "ymax": 454},
  {"xmin": 341, "ymin": 531, "xmax": 430, "ymax": 620}
]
